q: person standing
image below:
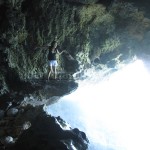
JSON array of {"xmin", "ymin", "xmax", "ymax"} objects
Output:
[{"xmin": 48, "ymin": 40, "xmax": 66, "ymax": 80}]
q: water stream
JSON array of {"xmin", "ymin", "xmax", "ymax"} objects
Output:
[{"xmin": 45, "ymin": 60, "xmax": 150, "ymax": 150}]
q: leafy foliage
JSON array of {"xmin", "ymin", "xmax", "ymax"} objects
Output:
[
  {"xmin": 78, "ymin": 4, "xmax": 106, "ymax": 27},
  {"xmin": 101, "ymin": 36, "xmax": 121, "ymax": 54},
  {"xmin": 1, "ymin": 0, "xmax": 150, "ymax": 87},
  {"xmin": 0, "ymin": 73, "xmax": 9, "ymax": 95}
]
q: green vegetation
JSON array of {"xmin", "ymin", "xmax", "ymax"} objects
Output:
[
  {"xmin": 110, "ymin": 2, "xmax": 150, "ymax": 38},
  {"xmin": 0, "ymin": 73, "xmax": 9, "ymax": 95},
  {"xmin": 79, "ymin": 4, "xmax": 106, "ymax": 27},
  {"xmin": 18, "ymin": 29, "xmax": 28, "ymax": 44},
  {"xmin": 1, "ymin": 0, "xmax": 150, "ymax": 85},
  {"xmin": 76, "ymin": 41, "xmax": 91, "ymax": 65},
  {"xmin": 37, "ymin": 29, "xmax": 44, "ymax": 46},
  {"xmin": 101, "ymin": 36, "xmax": 121, "ymax": 54}
]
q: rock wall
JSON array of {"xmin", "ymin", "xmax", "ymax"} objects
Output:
[
  {"xmin": 1, "ymin": 0, "xmax": 150, "ymax": 96},
  {"xmin": 0, "ymin": 105, "xmax": 89, "ymax": 150},
  {"xmin": 0, "ymin": 1, "xmax": 150, "ymax": 149}
]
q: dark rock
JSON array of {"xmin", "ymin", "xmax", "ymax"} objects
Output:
[
  {"xmin": 6, "ymin": 108, "xmax": 18, "ymax": 117},
  {"xmin": 65, "ymin": 0, "xmax": 99, "ymax": 4},
  {"xmin": 22, "ymin": 121, "xmax": 31, "ymax": 130},
  {"xmin": 8, "ymin": 108, "xmax": 89, "ymax": 150},
  {"xmin": 0, "ymin": 0, "xmax": 149, "ymax": 150},
  {"xmin": 107, "ymin": 60, "xmax": 117, "ymax": 68},
  {"xmin": 0, "ymin": 109, "xmax": 4, "ymax": 119},
  {"xmin": 93, "ymin": 58, "xmax": 100, "ymax": 64},
  {"xmin": 1, "ymin": 136, "xmax": 14, "ymax": 145},
  {"xmin": 0, "ymin": 0, "xmax": 4, "ymax": 5}
]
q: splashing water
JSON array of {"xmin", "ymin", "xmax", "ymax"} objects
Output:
[{"xmin": 45, "ymin": 60, "xmax": 150, "ymax": 150}]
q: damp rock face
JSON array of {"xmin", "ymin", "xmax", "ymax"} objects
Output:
[
  {"xmin": 0, "ymin": 103, "xmax": 88, "ymax": 150},
  {"xmin": 0, "ymin": 0, "xmax": 150, "ymax": 150},
  {"xmin": 7, "ymin": 106, "xmax": 89, "ymax": 150},
  {"xmin": 0, "ymin": 110, "xmax": 4, "ymax": 119},
  {"xmin": 6, "ymin": 108, "xmax": 18, "ymax": 117},
  {"xmin": 65, "ymin": 0, "xmax": 99, "ymax": 4},
  {"xmin": 1, "ymin": 136, "xmax": 14, "ymax": 146},
  {"xmin": 0, "ymin": 0, "xmax": 150, "ymax": 97}
]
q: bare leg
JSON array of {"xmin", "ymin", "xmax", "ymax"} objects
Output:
[
  {"xmin": 48, "ymin": 65, "xmax": 53, "ymax": 80},
  {"xmin": 54, "ymin": 66, "xmax": 57, "ymax": 79}
]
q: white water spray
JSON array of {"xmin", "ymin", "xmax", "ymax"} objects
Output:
[{"xmin": 45, "ymin": 60, "xmax": 150, "ymax": 150}]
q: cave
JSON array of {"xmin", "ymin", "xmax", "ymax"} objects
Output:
[{"xmin": 0, "ymin": 0, "xmax": 150, "ymax": 150}]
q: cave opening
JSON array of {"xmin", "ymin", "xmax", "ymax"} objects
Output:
[
  {"xmin": 0, "ymin": 0, "xmax": 150, "ymax": 149},
  {"xmin": 45, "ymin": 59, "xmax": 150, "ymax": 150}
]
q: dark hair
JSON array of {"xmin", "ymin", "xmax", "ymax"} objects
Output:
[{"xmin": 51, "ymin": 40, "xmax": 57, "ymax": 47}]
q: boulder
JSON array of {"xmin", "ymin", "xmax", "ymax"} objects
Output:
[{"xmin": 7, "ymin": 108, "xmax": 18, "ymax": 117}]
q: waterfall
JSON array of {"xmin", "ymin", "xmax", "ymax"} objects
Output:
[{"xmin": 45, "ymin": 59, "xmax": 150, "ymax": 150}]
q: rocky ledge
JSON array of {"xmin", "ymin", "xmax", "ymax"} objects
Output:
[{"xmin": 0, "ymin": 79, "xmax": 89, "ymax": 150}]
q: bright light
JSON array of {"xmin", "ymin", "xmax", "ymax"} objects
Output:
[{"xmin": 45, "ymin": 60, "xmax": 150, "ymax": 150}]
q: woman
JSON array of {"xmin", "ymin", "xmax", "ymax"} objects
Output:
[{"xmin": 48, "ymin": 41, "xmax": 65, "ymax": 80}]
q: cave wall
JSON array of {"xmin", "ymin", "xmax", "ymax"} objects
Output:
[
  {"xmin": 0, "ymin": 105, "xmax": 89, "ymax": 150},
  {"xmin": 0, "ymin": 0, "xmax": 150, "ymax": 149},
  {"xmin": 0, "ymin": 0, "xmax": 150, "ymax": 96}
]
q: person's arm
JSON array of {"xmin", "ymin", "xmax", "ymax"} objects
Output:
[{"xmin": 57, "ymin": 49, "xmax": 67, "ymax": 55}]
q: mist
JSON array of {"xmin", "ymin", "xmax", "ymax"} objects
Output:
[{"xmin": 45, "ymin": 59, "xmax": 150, "ymax": 150}]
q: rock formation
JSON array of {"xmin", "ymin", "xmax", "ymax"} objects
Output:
[{"xmin": 0, "ymin": 0, "xmax": 150, "ymax": 149}]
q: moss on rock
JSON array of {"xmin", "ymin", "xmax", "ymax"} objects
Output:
[{"xmin": 0, "ymin": 73, "xmax": 9, "ymax": 96}]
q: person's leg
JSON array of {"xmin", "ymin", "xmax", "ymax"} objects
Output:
[
  {"xmin": 53, "ymin": 60, "xmax": 58, "ymax": 79},
  {"xmin": 48, "ymin": 65, "xmax": 53, "ymax": 80},
  {"xmin": 54, "ymin": 66, "xmax": 57, "ymax": 79}
]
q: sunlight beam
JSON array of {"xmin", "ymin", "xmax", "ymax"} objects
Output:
[{"xmin": 46, "ymin": 59, "xmax": 150, "ymax": 150}]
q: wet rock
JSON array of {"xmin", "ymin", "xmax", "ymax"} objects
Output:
[
  {"xmin": 0, "ymin": 109, "xmax": 4, "ymax": 119},
  {"xmin": 8, "ymin": 107, "xmax": 89, "ymax": 150},
  {"xmin": 7, "ymin": 108, "xmax": 18, "ymax": 117},
  {"xmin": 22, "ymin": 121, "xmax": 31, "ymax": 130},
  {"xmin": 1, "ymin": 136, "xmax": 14, "ymax": 145},
  {"xmin": 65, "ymin": 0, "xmax": 99, "ymax": 4},
  {"xmin": 0, "ymin": 129, "xmax": 5, "ymax": 137},
  {"xmin": 20, "ymin": 80, "xmax": 78, "ymax": 106},
  {"xmin": 6, "ymin": 102, "xmax": 12, "ymax": 111}
]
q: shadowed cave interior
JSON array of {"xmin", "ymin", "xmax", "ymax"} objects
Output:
[{"xmin": 0, "ymin": 0, "xmax": 150, "ymax": 149}]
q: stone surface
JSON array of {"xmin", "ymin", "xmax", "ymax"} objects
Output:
[
  {"xmin": 1, "ymin": 136, "xmax": 14, "ymax": 145},
  {"xmin": 65, "ymin": 0, "xmax": 99, "ymax": 4},
  {"xmin": 0, "ymin": 0, "xmax": 150, "ymax": 150},
  {"xmin": 0, "ymin": 0, "xmax": 150, "ymax": 97},
  {"xmin": 7, "ymin": 108, "xmax": 18, "ymax": 117},
  {"xmin": 0, "ymin": 106, "xmax": 89, "ymax": 150},
  {"xmin": 22, "ymin": 121, "xmax": 31, "ymax": 130},
  {"xmin": 0, "ymin": 79, "xmax": 81, "ymax": 150},
  {"xmin": 0, "ymin": 109, "xmax": 4, "ymax": 119}
]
